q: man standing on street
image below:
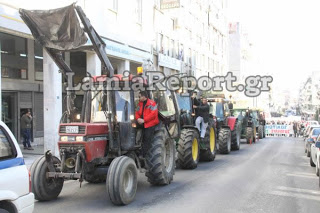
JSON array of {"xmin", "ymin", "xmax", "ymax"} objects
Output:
[
  {"xmin": 193, "ymin": 97, "xmax": 210, "ymax": 139},
  {"xmin": 293, "ymin": 122, "xmax": 298, "ymax": 137},
  {"xmin": 135, "ymin": 91, "xmax": 159, "ymax": 153},
  {"xmin": 21, "ymin": 110, "xmax": 34, "ymax": 150}
]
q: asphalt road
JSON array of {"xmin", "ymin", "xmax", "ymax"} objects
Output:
[{"xmin": 33, "ymin": 137, "xmax": 320, "ymax": 213}]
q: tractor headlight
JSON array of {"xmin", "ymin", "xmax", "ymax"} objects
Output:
[
  {"xmin": 76, "ymin": 136, "xmax": 84, "ymax": 142},
  {"xmin": 76, "ymin": 114, "xmax": 81, "ymax": 120},
  {"xmin": 130, "ymin": 115, "xmax": 135, "ymax": 120},
  {"xmin": 60, "ymin": 136, "xmax": 68, "ymax": 142}
]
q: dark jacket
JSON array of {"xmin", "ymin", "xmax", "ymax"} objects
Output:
[
  {"xmin": 192, "ymin": 97, "xmax": 200, "ymax": 116},
  {"xmin": 21, "ymin": 114, "xmax": 32, "ymax": 129},
  {"xmin": 135, "ymin": 99, "xmax": 159, "ymax": 128},
  {"xmin": 197, "ymin": 103, "xmax": 210, "ymax": 123}
]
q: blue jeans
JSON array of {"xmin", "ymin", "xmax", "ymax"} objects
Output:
[{"xmin": 22, "ymin": 128, "xmax": 31, "ymax": 148}]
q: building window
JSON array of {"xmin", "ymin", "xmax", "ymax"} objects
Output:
[
  {"xmin": 135, "ymin": 0, "xmax": 142, "ymax": 24},
  {"xmin": 107, "ymin": 0, "xmax": 118, "ymax": 12},
  {"xmin": 158, "ymin": 33, "xmax": 163, "ymax": 53},
  {"xmin": 34, "ymin": 42, "xmax": 43, "ymax": 81},
  {"xmin": 170, "ymin": 39, "xmax": 174, "ymax": 57},
  {"xmin": 178, "ymin": 44, "xmax": 184, "ymax": 61},
  {"xmin": 0, "ymin": 32, "xmax": 28, "ymax": 79}
]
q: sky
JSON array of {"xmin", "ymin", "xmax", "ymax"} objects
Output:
[{"xmin": 228, "ymin": 0, "xmax": 320, "ymax": 97}]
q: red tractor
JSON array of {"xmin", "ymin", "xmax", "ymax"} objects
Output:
[
  {"xmin": 20, "ymin": 4, "xmax": 177, "ymax": 205},
  {"xmin": 206, "ymin": 94, "xmax": 241, "ymax": 154}
]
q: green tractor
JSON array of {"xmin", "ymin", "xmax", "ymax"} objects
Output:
[
  {"xmin": 231, "ymin": 108, "xmax": 257, "ymax": 144},
  {"xmin": 174, "ymin": 92, "xmax": 217, "ymax": 169},
  {"xmin": 252, "ymin": 109, "xmax": 266, "ymax": 139}
]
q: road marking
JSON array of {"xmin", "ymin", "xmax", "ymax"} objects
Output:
[
  {"xmin": 270, "ymin": 191, "xmax": 320, "ymax": 201},
  {"xmin": 276, "ymin": 186, "xmax": 320, "ymax": 195},
  {"xmin": 286, "ymin": 173, "xmax": 318, "ymax": 179}
]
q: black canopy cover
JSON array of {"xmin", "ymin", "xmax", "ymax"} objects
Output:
[{"xmin": 19, "ymin": 3, "xmax": 87, "ymax": 51}]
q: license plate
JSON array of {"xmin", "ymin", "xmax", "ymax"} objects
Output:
[{"xmin": 66, "ymin": 126, "xmax": 79, "ymax": 134}]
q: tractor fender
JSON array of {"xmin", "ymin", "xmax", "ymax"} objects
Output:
[
  {"xmin": 182, "ymin": 125, "xmax": 200, "ymax": 134},
  {"xmin": 221, "ymin": 125, "xmax": 231, "ymax": 130},
  {"xmin": 227, "ymin": 117, "xmax": 237, "ymax": 131}
]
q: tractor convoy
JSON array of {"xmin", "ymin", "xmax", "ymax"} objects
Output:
[{"xmin": 19, "ymin": 4, "xmax": 266, "ymax": 206}]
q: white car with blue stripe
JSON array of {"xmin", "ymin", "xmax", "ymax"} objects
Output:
[{"xmin": 0, "ymin": 121, "xmax": 34, "ymax": 213}]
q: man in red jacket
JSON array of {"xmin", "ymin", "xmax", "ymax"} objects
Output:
[{"xmin": 135, "ymin": 91, "xmax": 159, "ymax": 148}]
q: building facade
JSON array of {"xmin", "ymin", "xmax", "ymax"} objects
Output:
[{"xmin": 0, "ymin": 0, "xmax": 229, "ymax": 153}]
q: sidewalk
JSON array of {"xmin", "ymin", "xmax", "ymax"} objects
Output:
[{"xmin": 20, "ymin": 144, "xmax": 44, "ymax": 169}]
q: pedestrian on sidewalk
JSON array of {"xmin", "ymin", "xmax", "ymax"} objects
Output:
[{"xmin": 21, "ymin": 110, "xmax": 34, "ymax": 150}]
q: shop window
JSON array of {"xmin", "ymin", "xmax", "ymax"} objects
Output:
[
  {"xmin": 34, "ymin": 42, "xmax": 43, "ymax": 81},
  {"xmin": 0, "ymin": 32, "xmax": 28, "ymax": 79}
]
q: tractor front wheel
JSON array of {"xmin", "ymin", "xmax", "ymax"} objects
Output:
[
  {"xmin": 218, "ymin": 128, "xmax": 231, "ymax": 154},
  {"xmin": 32, "ymin": 155, "xmax": 64, "ymax": 201},
  {"xmin": 258, "ymin": 125, "xmax": 264, "ymax": 139},
  {"xmin": 177, "ymin": 129, "xmax": 200, "ymax": 169},
  {"xmin": 246, "ymin": 127, "xmax": 253, "ymax": 144},
  {"xmin": 231, "ymin": 121, "xmax": 241, "ymax": 151},
  {"xmin": 107, "ymin": 156, "xmax": 138, "ymax": 205},
  {"xmin": 200, "ymin": 125, "xmax": 216, "ymax": 161}
]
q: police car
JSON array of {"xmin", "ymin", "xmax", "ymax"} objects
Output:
[{"xmin": 0, "ymin": 121, "xmax": 34, "ymax": 213}]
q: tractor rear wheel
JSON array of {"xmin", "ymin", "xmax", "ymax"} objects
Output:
[
  {"xmin": 106, "ymin": 156, "xmax": 138, "ymax": 205},
  {"xmin": 200, "ymin": 125, "xmax": 216, "ymax": 161},
  {"xmin": 146, "ymin": 127, "xmax": 175, "ymax": 185},
  {"xmin": 246, "ymin": 127, "xmax": 253, "ymax": 144},
  {"xmin": 218, "ymin": 128, "xmax": 231, "ymax": 154},
  {"xmin": 32, "ymin": 156, "xmax": 64, "ymax": 201},
  {"xmin": 258, "ymin": 125, "xmax": 264, "ymax": 139},
  {"xmin": 177, "ymin": 129, "xmax": 200, "ymax": 169},
  {"xmin": 231, "ymin": 121, "xmax": 241, "ymax": 151}
]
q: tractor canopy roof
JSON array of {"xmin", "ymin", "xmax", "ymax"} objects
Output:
[{"xmin": 19, "ymin": 4, "xmax": 88, "ymax": 51}]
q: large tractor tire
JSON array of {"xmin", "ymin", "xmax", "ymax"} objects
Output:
[
  {"xmin": 253, "ymin": 126, "xmax": 257, "ymax": 143},
  {"xmin": 231, "ymin": 121, "xmax": 241, "ymax": 151},
  {"xmin": 177, "ymin": 129, "xmax": 200, "ymax": 169},
  {"xmin": 32, "ymin": 155, "xmax": 64, "ymax": 201},
  {"xmin": 200, "ymin": 124, "xmax": 216, "ymax": 161},
  {"xmin": 263, "ymin": 125, "xmax": 266, "ymax": 138},
  {"xmin": 145, "ymin": 127, "xmax": 175, "ymax": 185},
  {"xmin": 246, "ymin": 127, "xmax": 254, "ymax": 144},
  {"xmin": 258, "ymin": 125, "xmax": 264, "ymax": 139},
  {"xmin": 106, "ymin": 156, "xmax": 138, "ymax": 205},
  {"xmin": 218, "ymin": 128, "xmax": 231, "ymax": 154}
]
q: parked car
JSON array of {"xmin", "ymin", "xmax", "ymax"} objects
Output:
[
  {"xmin": 0, "ymin": 121, "xmax": 34, "ymax": 213},
  {"xmin": 310, "ymin": 135, "xmax": 320, "ymax": 177},
  {"xmin": 305, "ymin": 127, "xmax": 320, "ymax": 157}
]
